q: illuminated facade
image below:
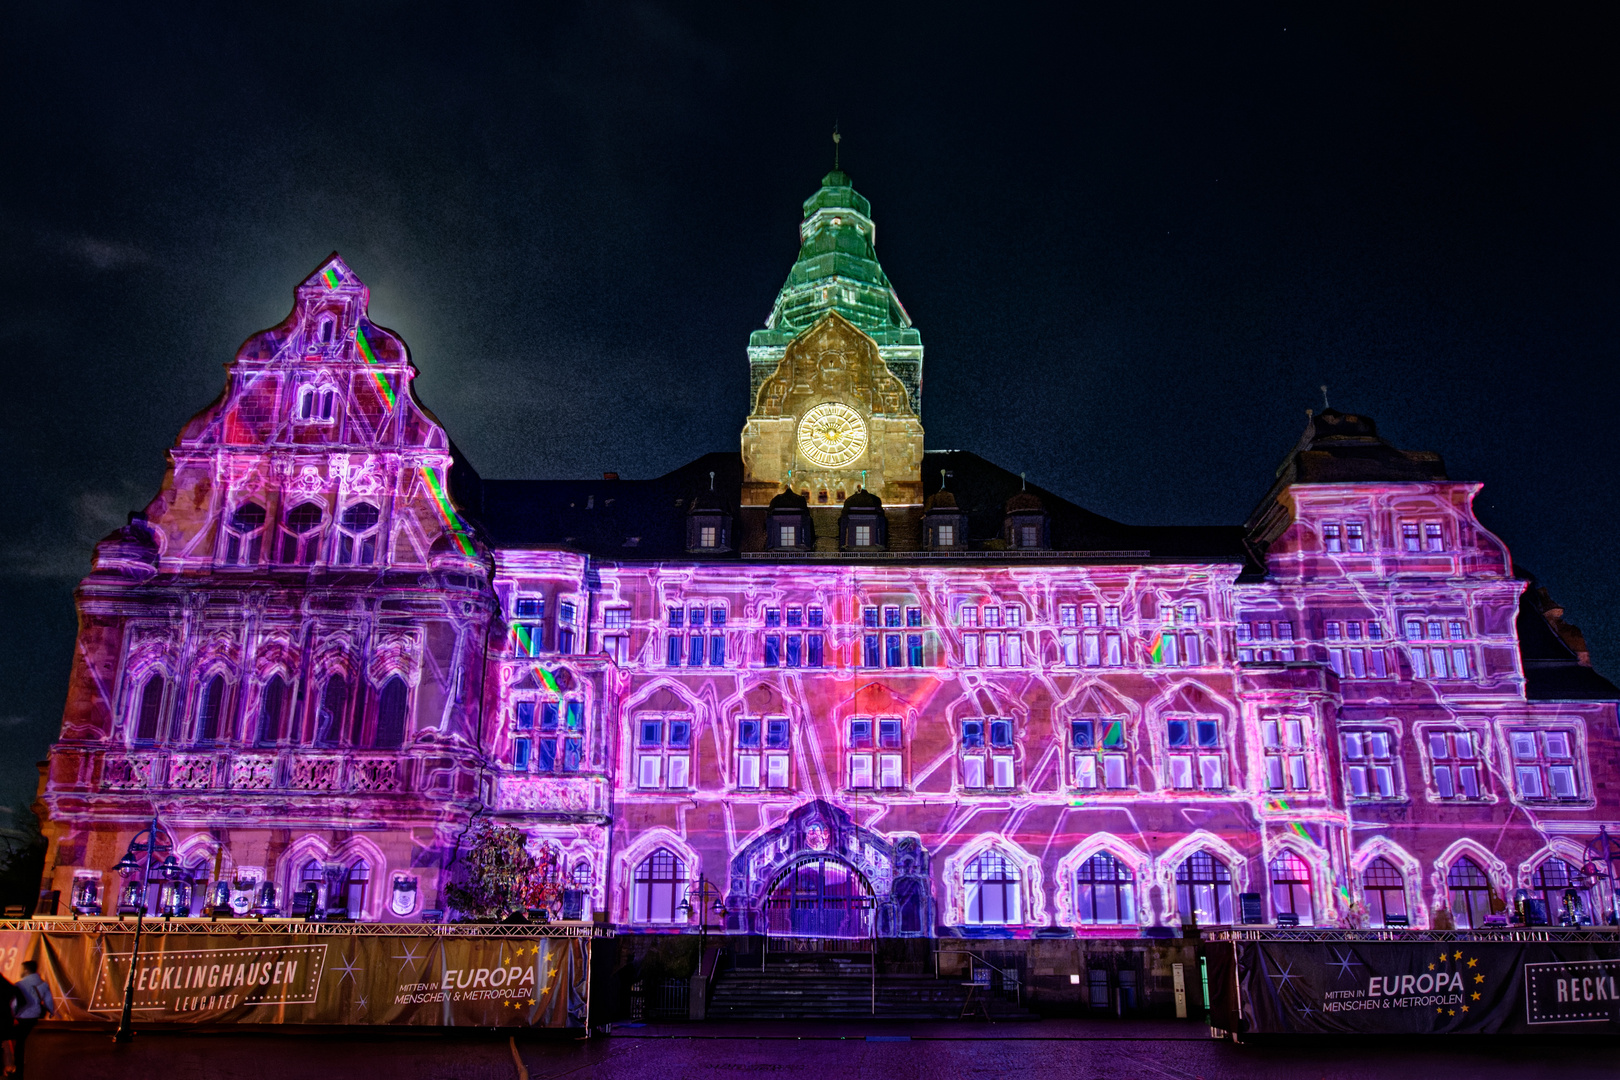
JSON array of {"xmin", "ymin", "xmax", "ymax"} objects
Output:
[{"xmin": 36, "ymin": 170, "xmax": 1620, "ymax": 939}]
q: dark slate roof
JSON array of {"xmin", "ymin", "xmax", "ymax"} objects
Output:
[
  {"xmin": 1515, "ymin": 569, "xmax": 1620, "ymax": 701},
  {"xmin": 458, "ymin": 448, "xmax": 1252, "ymax": 567}
]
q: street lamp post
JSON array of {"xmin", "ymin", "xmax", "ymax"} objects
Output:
[
  {"xmin": 112, "ymin": 817, "xmax": 175, "ymax": 1043},
  {"xmin": 679, "ymin": 873, "xmax": 727, "ymax": 965}
]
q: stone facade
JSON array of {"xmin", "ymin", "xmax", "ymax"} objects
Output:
[{"xmin": 34, "ymin": 173, "xmax": 1620, "ymax": 942}]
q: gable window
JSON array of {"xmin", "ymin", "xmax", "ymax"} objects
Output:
[
  {"xmin": 1344, "ymin": 521, "xmax": 1366, "ymax": 553},
  {"xmin": 1176, "ymin": 851, "xmax": 1234, "ymax": 925},
  {"xmin": 1165, "ymin": 716, "xmax": 1222, "ymax": 790},
  {"xmin": 557, "ymin": 602, "xmax": 576, "ymax": 654},
  {"xmin": 1322, "ymin": 522, "xmax": 1342, "ymax": 552},
  {"xmin": 1446, "ymin": 857, "xmax": 1493, "ymax": 929},
  {"xmin": 963, "ymin": 850, "xmax": 1021, "ymax": 925},
  {"xmin": 1070, "ymin": 718, "xmax": 1128, "ymax": 789},
  {"xmin": 280, "ymin": 502, "xmax": 324, "ymax": 564},
  {"xmin": 935, "ymin": 523, "xmax": 955, "ymax": 546},
  {"xmin": 1268, "ymin": 852, "xmax": 1314, "ymax": 924},
  {"xmin": 335, "ymin": 502, "xmax": 380, "ymax": 564},
  {"xmin": 296, "ymin": 386, "xmax": 337, "ymax": 423},
  {"xmin": 1361, "ymin": 857, "xmax": 1407, "ymax": 927},
  {"xmin": 630, "ymin": 849, "xmax": 685, "ymax": 923},
  {"xmin": 1074, "ymin": 852, "xmax": 1136, "ymax": 925},
  {"xmin": 530, "ymin": 700, "xmax": 585, "ymax": 773},
  {"xmin": 636, "ymin": 716, "xmax": 693, "ymax": 789},
  {"xmin": 222, "ymin": 503, "xmax": 266, "ymax": 565},
  {"xmin": 1426, "ymin": 729, "xmax": 1485, "ymax": 799},
  {"xmin": 1508, "ymin": 729, "xmax": 1581, "ymax": 800},
  {"xmin": 1342, "ymin": 728, "xmax": 1399, "ymax": 799},
  {"xmin": 1260, "ymin": 717, "xmax": 1309, "ymax": 792}
]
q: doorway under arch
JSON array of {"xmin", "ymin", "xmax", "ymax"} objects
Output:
[{"xmin": 764, "ymin": 855, "xmax": 873, "ymax": 938}]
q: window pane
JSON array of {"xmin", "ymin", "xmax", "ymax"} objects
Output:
[{"xmin": 1103, "ymin": 755, "xmax": 1127, "ymax": 788}]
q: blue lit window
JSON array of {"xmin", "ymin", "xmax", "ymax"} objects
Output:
[
  {"xmin": 710, "ymin": 635, "xmax": 726, "ymax": 666},
  {"xmin": 907, "ymin": 634, "xmax": 923, "ymax": 666},
  {"xmin": 669, "ymin": 720, "xmax": 691, "ymax": 748},
  {"xmin": 787, "ymin": 607, "xmax": 803, "ymax": 627},
  {"xmin": 1196, "ymin": 720, "xmax": 1220, "ymax": 748},
  {"xmin": 565, "ymin": 701, "xmax": 583, "ymax": 731},
  {"xmin": 907, "ymin": 606, "xmax": 922, "ymax": 627},
  {"xmin": 850, "ymin": 719, "xmax": 874, "ymax": 748},
  {"xmin": 989, "ymin": 720, "xmax": 1013, "ymax": 747},
  {"xmin": 688, "ymin": 635, "xmax": 705, "ymax": 666},
  {"xmin": 689, "ymin": 607, "xmax": 705, "ymax": 628},
  {"xmin": 667, "ymin": 636, "xmax": 682, "ymax": 666},
  {"xmin": 885, "ymin": 634, "xmax": 902, "ymax": 667},
  {"xmin": 879, "ymin": 719, "xmax": 902, "ymax": 748},
  {"xmin": 764, "ymin": 634, "xmax": 781, "ymax": 667},
  {"xmin": 766, "ymin": 719, "xmax": 790, "ymax": 748},
  {"xmin": 884, "ymin": 606, "xmax": 902, "ymax": 628},
  {"xmin": 863, "ymin": 634, "xmax": 880, "ymax": 667},
  {"xmin": 516, "ymin": 702, "xmax": 535, "ymax": 730},
  {"xmin": 786, "ymin": 635, "xmax": 802, "ymax": 667},
  {"xmin": 1071, "ymin": 720, "xmax": 1095, "ymax": 749},
  {"xmin": 541, "ymin": 702, "xmax": 559, "ymax": 732},
  {"xmin": 562, "ymin": 736, "xmax": 582, "ymax": 771},
  {"xmin": 738, "ymin": 719, "xmax": 761, "ymax": 748},
  {"xmin": 668, "ymin": 607, "xmax": 684, "ymax": 628},
  {"xmin": 1167, "ymin": 719, "xmax": 1190, "ymax": 747},
  {"xmin": 765, "ymin": 607, "xmax": 781, "ymax": 627},
  {"xmin": 863, "ymin": 607, "xmax": 879, "ymax": 628},
  {"xmin": 807, "ymin": 606, "xmax": 824, "ymax": 627},
  {"xmin": 513, "ymin": 738, "xmax": 531, "ymax": 770},
  {"xmin": 961, "ymin": 720, "xmax": 985, "ymax": 749},
  {"xmin": 537, "ymin": 739, "xmax": 557, "ymax": 772},
  {"xmin": 640, "ymin": 720, "xmax": 662, "ymax": 746},
  {"xmin": 515, "ymin": 597, "xmax": 544, "ymax": 618},
  {"xmin": 712, "ymin": 608, "xmax": 727, "ymax": 627},
  {"xmin": 807, "ymin": 634, "xmax": 824, "ymax": 667}
]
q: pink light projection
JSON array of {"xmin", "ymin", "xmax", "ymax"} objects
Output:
[{"xmin": 32, "ymin": 249, "xmax": 1620, "ymax": 945}]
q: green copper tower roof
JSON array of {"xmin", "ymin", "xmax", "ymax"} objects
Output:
[{"xmin": 748, "ymin": 170, "xmax": 924, "ymax": 413}]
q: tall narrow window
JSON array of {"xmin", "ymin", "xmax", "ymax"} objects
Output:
[
  {"xmin": 1446, "ymin": 857, "xmax": 1493, "ymax": 929},
  {"xmin": 134, "ymin": 674, "xmax": 166, "ymax": 742},
  {"xmin": 315, "ymin": 676, "xmax": 348, "ymax": 747},
  {"xmin": 257, "ymin": 676, "xmax": 286, "ymax": 745},
  {"xmin": 195, "ymin": 674, "xmax": 227, "ymax": 744},
  {"xmin": 1268, "ymin": 852, "xmax": 1314, "ymax": 924},
  {"xmin": 963, "ymin": 850, "xmax": 1021, "ymax": 925},
  {"xmin": 1531, "ymin": 859, "xmax": 1594, "ymax": 924},
  {"xmin": 1361, "ymin": 858, "xmax": 1407, "ymax": 927},
  {"xmin": 223, "ymin": 503, "xmax": 266, "ymax": 565},
  {"xmin": 1428, "ymin": 730, "xmax": 1484, "ymax": 799},
  {"xmin": 374, "ymin": 676, "xmax": 407, "ymax": 749},
  {"xmin": 336, "ymin": 860, "xmax": 369, "ymax": 919},
  {"xmin": 631, "ymin": 849, "xmax": 685, "ymax": 923},
  {"xmin": 336, "ymin": 503, "xmax": 381, "ymax": 565},
  {"xmin": 280, "ymin": 502, "xmax": 325, "ymax": 564}
]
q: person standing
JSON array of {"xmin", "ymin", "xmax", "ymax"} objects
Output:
[
  {"xmin": 12, "ymin": 962, "xmax": 53, "ymax": 1079},
  {"xmin": 0, "ymin": 971, "xmax": 19, "ymax": 1077}
]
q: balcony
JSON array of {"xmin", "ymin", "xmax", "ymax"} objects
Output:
[
  {"xmin": 96, "ymin": 749, "xmax": 414, "ymax": 795},
  {"xmin": 490, "ymin": 773, "xmax": 608, "ymax": 817}
]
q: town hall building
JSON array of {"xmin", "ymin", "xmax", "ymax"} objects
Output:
[{"xmin": 34, "ymin": 168, "xmax": 1620, "ymax": 940}]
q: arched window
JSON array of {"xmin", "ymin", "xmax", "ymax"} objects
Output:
[
  {"xmin": 373, "ymin": 676, "xmax": 407, "ymax": 749},
  {"xmin": 134, "ymin": 674, "xmax": 166, "ymax": 742},
  {"xmin": 195, "ymin": 674, "xmax": 227, "ymax": 744},
  {"xmin": 257, "ymin": 676, "xmax": 286, "ymax": 745},
  {"xmin": 281, "ymin": 502, "xmax": 324, "ymax": 564},
  {"xmin": 315, "ymin": 676, "xmax": 348, "ymax": 747},
  {"xmin": 1175, "ymin": 850, "xmax": 1234, "ymax": 925},
  {"xmin": 571, "ymin": 858, "xmax": 593, "ymax": 886},
  {"xmin": 1361, "ymin": 857, "xmax": 1407, "ymax": 927},
  {"xmin": 295, "ymin": 858, "xmax": 325, "ymax": 912},
  {"xmin": 631, "ymin": 848, "xmax": 684, "ymax": 923},
  {"xmin": 336, "ymin": 503, "xmax": 381, "ymax": 565},
  {"xmin": 1531, "ymin": 858, "xmax": 1593, "ymax": 925},
  {"xmin": 223, "ymin": 503, "xmax": 266, "ymax": 565},
  {"xmin": 1446, "ymin": 856, "xmax": 1493, "ymax": 929},
  {"xmin": 1074, "ymin": 852, "xmax": 1136, "ymax": 925},
  {"xmin": 963, "ymin": 849, "xmax": 1021, "ymax": 925},
  {"xmin": 1268, "ymin": 852, "xmax": 1314, "ymax": 924},
  {"xmin": 335, "ymin": 860, "xmax": 370, "ymax": 919},
  {"xmin": 297, "ymin": 386, "xmax": 337, "ymax": 422}
]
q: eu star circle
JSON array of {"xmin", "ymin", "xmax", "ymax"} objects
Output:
[{"xmin": 796, "ymin": 402, "xmax": 868, "ymax": 468}]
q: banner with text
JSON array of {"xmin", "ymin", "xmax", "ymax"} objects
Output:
[
  {"xmin": 0, "ymin": 929, "xmax": 588, "ymax": 1028},
  {"xmin": 1210, "ymin": 938, "xmax": 1620, "ymax": 1035}
]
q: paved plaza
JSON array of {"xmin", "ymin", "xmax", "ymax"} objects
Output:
[{"xmin": 24, "ymin": 1020, "xmax": 1620, "ymax": 1080}]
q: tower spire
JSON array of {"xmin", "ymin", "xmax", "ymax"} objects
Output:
[{"xmin": 832, "ymin": 124, "xmax": 841, "ymax": 170}]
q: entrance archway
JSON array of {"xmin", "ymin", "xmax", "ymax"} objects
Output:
[{"xmin": 765, "ymin": 856, "xmax": 873, "ymax": 937}]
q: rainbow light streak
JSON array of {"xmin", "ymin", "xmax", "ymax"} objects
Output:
[
  {"xmin": 511, "ymin": 626, "xmax": 564, "ymax": 694},
  {"xmin": 1267, "ymin": 796, "xmax": 1322, "ymax": 847},
  {"xmin": 322, "ymin": 267, "xmax": 341, "ymax": 289},
  {"xmin": 420, "ymin": 466, "xmax": 476, "ymax": 557},
  {"xmin": 354, "ymin": 325, "xmax": 396, "ymax": 409}
]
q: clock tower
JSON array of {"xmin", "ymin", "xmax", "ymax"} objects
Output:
[{"xmin": 740, "ymin": 170, "xmax": 925, "ymax": 516}]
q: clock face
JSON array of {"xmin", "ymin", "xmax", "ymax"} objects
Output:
[{"xmin": 796, "ymin": 402, "xmax": 868, "ymax": 469}]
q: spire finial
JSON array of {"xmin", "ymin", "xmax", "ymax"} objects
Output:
[
  {"xmin": 832, "ymin": 124, "xmax": 841, "ymax": 170},
  {"xmin": 941, "ymin": 469, "xmax": 953, "ymax": 493},
  {"xmin": 1320, "ymin": 384, "xmax": 1330, "ymax": 410},
  {"xmin": 1020, "ymin": 471, "xmax": 1027, "ymax": 491},
  {"xmin": 708, "ymin": 470, "xmax": 715, "ymax": 491}
]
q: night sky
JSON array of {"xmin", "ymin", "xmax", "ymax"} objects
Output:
[{"xmin": 2, "ymin": 4, "xmax": 1615, "ymax": 816}]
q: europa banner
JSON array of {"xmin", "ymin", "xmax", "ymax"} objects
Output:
[
  {"xmin": 0, "ymin": 929, "xmax": 588, "ymax": 1028},
  {"xmin": 1207, "ymin": 938, "xmax": 1620, "ymax": 1035}
]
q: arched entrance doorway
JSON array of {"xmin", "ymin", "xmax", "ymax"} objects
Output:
[{"xmin": 765, "ymin": 856, "xmax": 873, "ymax": 937}]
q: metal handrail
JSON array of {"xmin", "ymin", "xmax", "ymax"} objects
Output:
[
  {"xmin": 0, "ymin": 916, "xmax": 608, "ymax": 938},
  {"xmin": 1206, "ymin": 925, "xmax": 1620, "ymax": 943},
  {"xmin": 934, "ymin": 946, "xmax": 1021, "ymax": 1006}
]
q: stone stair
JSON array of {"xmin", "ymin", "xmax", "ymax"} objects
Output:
[{"xmin": 706, "ymin": 954, "xmax": 1038, "ymax": 1021}]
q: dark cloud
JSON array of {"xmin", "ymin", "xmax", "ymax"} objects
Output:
[{"xmin": 0, "ymin": 2, "xmax": 1615, "ymax": 809}]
